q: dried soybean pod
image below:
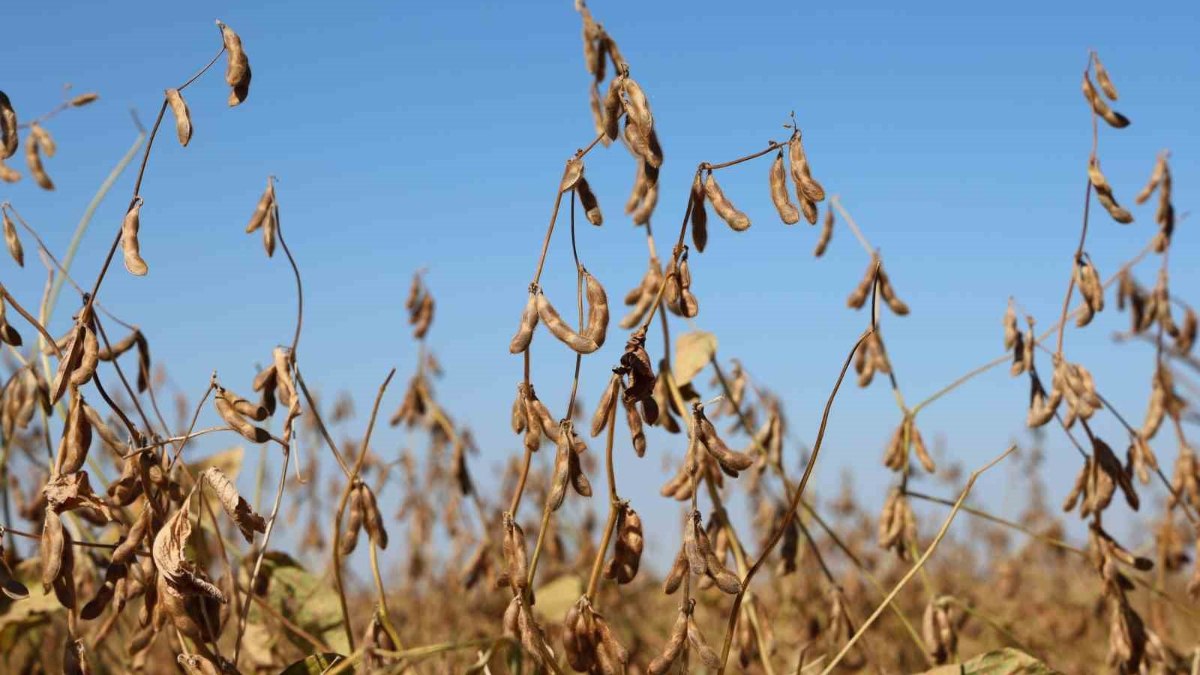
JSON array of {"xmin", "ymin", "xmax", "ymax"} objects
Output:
[
  {"xmin": 340, "ymin": 487, "xmax": 364, "ymax": 556},
  {"xmin": 508, "ymin": 292, "xmax": 539, "ymax": 354},
  {"xmin": 631, "ymin": 178, "xmax": 659, "ymax": 226},
  {"xmin": 561, "ymin": 157, "xmax": 584, "ymax": 192},
  {"xmin": 25, "ymin": 132, "xmax": 53, "ymax": 190},
  {"xmin": 663, "ymin": 548, "xmax": 688, "ymax": 594},
  {"xmin": 218, "ymin": 20, "xmax": 252, "ymax": 106},
  {"xmin": 0, "ymin": 92, "xmax": 17, "ymax": 159},
  {"xmin": 121, "ymin": 198, "xmax": 148, "ymax": 276},
  {"xmin": 359, "ymin": 484, "xmax": 387, "ymax": 549},
  {"xmin": 624, "ymin": 397, "xmax": 646, "ymax": 457},
  {"xmin": 70, "ymin": 93, "xmax": 99, "ymax": 107},
  {"xmin": 1082, "ymin": 73, "xmax": 1129, "ymax": 128},
  {"xmin": 621, "ymin": 76, "xmax": 653, "ymax": 134},
  {"xmin": 582, "ymin": 270, "xmax": 609, "ymax": 348},
  {"xmin": 246, "ymin": 180, "xmax": 275, "ymax": 233},
  {"xmin": 41, "ymin": 511, "xmax": 65, "ymax": 591},
  {"xmin": 590, "ymin": 373, "xmax": 619, "ymax": 437},
  {"xmin": 687, "ymin": 614, "xmax": 722, "ymax": 668},
  {"xmin": 602, "ymin": 77, "xmax": 623, "ymax": 141},
  {"xmin": 769, "ymin": 151, "xmax": 800, "ymax": 225},
  {"xmin": 165, "ymin": 88, "xmax": 192, "ymax": 147},
  {"xmin": 576, "ymin": 176, "xmax": 603, "ymax": 226},
  {"xmin": 788, "ymin": 131, "xmax": 825, "ymax": 202},
  {"xmin": 29, "ymin": 124, "xmax": 55, "ymax": 158},
  {"xmin": 69, "ymin": 326, "xmax": 98, "ymax": 387},
  {"xmin": 815, "ymin": 205, "xmax": 834, "ymax": 257},
  {"xmin": 690, "ymin": 173, "xmax": 709, "ymax": 252},
  {"xmin": 1093, "ymin": 52, "xmax": 1119, "ymax": 100},
  {"xmin": 0, "ymin": 159, "xmax": 19, "ymax": 183},
  {"xmin": 648, "ymin": 609, "xmax": 688, "ymax": 674},
  {"xmin": 2, "ymin": 209, "xmax": 23, "ymax": 267},
  {"xmin": 1135, "ymin": 156, "xmax": 1165, "ymax": 205},
  {"xmin": 704, "ymin": 172, "xmax": 750, "ymax": 232},
  {"xmin": 135, "ymin": 332, "xmax": 151, "ymax": 393},
  {"xmin": 214, "ymin": 390, "xmax": 270, "ymax": 443},
  {"xmin": 548, "ymin": 433, "xmax": 572, "ymax": 511},
  {"xmin": 536, "ymin": 292, "xmax": 599, "ymax": 354}
]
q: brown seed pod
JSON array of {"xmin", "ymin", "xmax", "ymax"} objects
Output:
[
  {"xmin": 687, "ymin": 613, "xmax": 722, "ymax": 668},
  {"xmin": 29, "ymin": 124, "xmax": 55, "ymax": 158},
  {"xmin": 590, "ymin": 372, "xmax": 619, "ymax": 437},
  {"xmin": 582, "ymin": 270, "xmax": 610, "ymax": 348},
  {"xmin": 846, "ymin": 259, "xmax": 874, "ymax": 309},
  {"xmin": 112, "ymin": 504, "xmax": 152, "ymax": 565},
  {"xmin": 648, "ymin": 607, "xmax": 688, "ymax": 674},
  {"xmin": 358, "ymin": 484, "xmax": 387, "ymax": 549},
  {"xmin": 50, "ymin": 325, "xmax": 86, "ymax": 404},
  {"xmin": 0, "ymin": 158, "xmax": 19, "ymax": 183},
  {"xmin": 682, "ymin": 180, "xmax": 707, "ymax": 258},
  {"xmin": 165, "ymin": 88, "xmax": 192, "ymax": 147},
  {"xmin": 768, "ymin": 151, "xmax": 800, "ymax": 224},
  {"xmin": 631, "ymin": 177, "xmax": 659, "ymax": 226},
  {"xmin": 218, "ymin": 21, "xmax": 252, "ymax": 106},
  {"xmin": 695, "ymin": 405, "xmax": 753, "ymax": 477},
  {"xmin": 1087, "ymin": 157, "xmax": 1133, "ymax": 224},
  {"xmin": 704, "ymin": 172, "xmax": 750, "ymax": 232},
  {"xmin": 69, "ymin": 326, "xmax": 99, "ymax": 387},
  {"xmin": 121, "ymin": 198, "xmax": 148, "ymax": 276},
  {"xmin": 1135, "ymin": 154, "xmax": 1166, "ymax": 205},
  {"xmin": 214, "ymin": 388, "xmax": 270, "ymax": 443},
  {"xmin": 3, "ymin": 209, "xmax": 24, "ymax": 267},
  {"xmin": 201, "ymin": 467, "xmax": 266, "ymax": 543},
  {"xmin": 0, "ymin": 91, "xmax": 17, "ymax": 159},
  {"xmin": 814, "ymin": 205, "xmax": 834, "ymax": 257},
  {"xmin": 536, "ymin": 291, "xmax": 599, "ymax": 354},
  {"xmin": 40, "ymin": 510, "xmax": 66, "ymax": 591},
  {"xmin": 1082, "ymin": 72, "xmax": 1129, "ymax": 128},
  {"xmin": 70, "ymin": 93, "xmax": 99, "ymax": 108},
  {"xmin": 508, "ymin": 292, "xmax": 539, "ymax": 354},
  {"xmin": 576, "ymin": 176, "xmax": 603, "ymax": 226},
  {"xmin": 1075, "ymin": 255, "xmax": 1105, "ymax": 327},
  {"xmin": 604, "ymin": 503, "xmax": 644, "ymax": 584},
  {"xmin": 25, "ymin": 129, "xmax": 53, "ymax": 190},
  {"xmin": 340, "ymin": 487, "xmax": 364, "ymax": 556},
  {"xmin": 788, "ymin": 130, "xmax": 825, "ymax": 203},
  {"xmin": 1093, "ymin": 52, "xmax": 1119, "ymax": 100},
  {"xmin": 246, "ymin": 179, "xmax": 275, "ymax": 233},
  {"xmin": 602, "ymin": 77, "xmax": 623, "ymax": 141},
  {"xmin": 561, "ymin": 157, "xmax": 584, "ymax": 193},
  {"xmin": 621, "ymin": 77, "xmax": 653, "ymax": 133},
  {"xmin": 663, "ymin": 547, "xmax": 688, "ymax": 594},
  {"xmin": 502, "ymin": 514, "xmax": 528, "ymax": 591}
]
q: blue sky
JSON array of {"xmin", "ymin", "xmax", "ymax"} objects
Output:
[{"xmin": 2, "ymin": 1, "xmax": 1197, "ymax": 569}]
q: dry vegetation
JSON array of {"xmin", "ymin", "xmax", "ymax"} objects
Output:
[{"xmin": 0, "ymin": 4, "xmax": 1197, "ymax": 674}]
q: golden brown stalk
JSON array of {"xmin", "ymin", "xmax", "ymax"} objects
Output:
[
  {"xmin": 218, "ymin": 20, "xmax": 252, "ymax": 106},
  {"xmin": 769, "ymin": 151, "xmax": 800, "ymax": 225},
  {"xmin": 121, "ymin": 198, "xmax": 148, "ymax": 276},
  {"xmin": 704, "ymin": 172, "xmax": 750, "ymax": 232},
  {"xmin": 165, "ymin": 88, "xmax": 192, "ymax": 147}
]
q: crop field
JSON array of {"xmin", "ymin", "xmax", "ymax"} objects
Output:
[{"xmin": 0, "ymin": 2, "xmax": 1197, "ymax": 673}]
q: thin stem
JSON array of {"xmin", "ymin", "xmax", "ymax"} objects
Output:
[
  {"xmin": 585, "ymin": 377, "xmax": 621, "ymax": 601},
  {"xmin": 716, "ymin": 328, "xmax": 871, "ymax": 674},
  {"xmin": 829, "ymin": 196, "xmax": 875, "ymax": 257},
  {"xmin": 819, "ymin": 446, "xmax": 1016, "ymax": 675},
  {"xmin": 329, "ymin": 368, "xmax": 396, "ymax": 652}
]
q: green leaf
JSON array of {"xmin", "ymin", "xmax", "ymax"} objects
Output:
[
  {"xmin": 245, "ymin": 551, "xmax": 350, "ymax": 654},
  {"xmin": 278, "ymin": 652, "xmax": 345, "ymax": 675},
  {"xmin": 674, "ymin": 330, "xmax": 717, "ymax": 386},
  {"xmin": 918, "ymin": 648, "xmax": 1060, "ymax": 675}
]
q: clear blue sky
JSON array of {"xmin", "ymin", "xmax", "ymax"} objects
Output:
[{"xmin": 2, "ymin": 1, "xmax": 1197, "ymax": 567}]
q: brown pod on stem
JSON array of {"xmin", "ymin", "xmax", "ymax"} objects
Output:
[
  {"xmin": 536, "ymin": 291, "xmax": 599, "ymax": 354},
  {"xmin": 25, "ymin": 131, "xmax": 53, "ymax": 190},
  {"xmin": 508, "ymin": 292, "xmax": 539, "ymax": 354},
  {"xmin": 3, "ymin": 210, "xmax": 25, "ymax": 267},
  {"xmin": 246, "ymin": 179, "xmax": 275, "ymax": 233},
  {"xmin": 218, "ymin": 21, "xmax": 252, "ymax": 106},
  {"xmin": 69, "ymin": 326, "xmax": 98, "ymax": 387},
  {"xmin": 165, "ymin": 89, "xmax": 192, "ymax": 147},
  {"xmin": 1093, "ymin": 53, "xmax": 1119, "ymax": 100},
  {"xmin": 0, "ymin": 158, "xmax": 19, "ymax": 183},
  {"xmin": 704, "ymin": 172, "xmax": 750, "ymax": 232},
  {"xmin": 1088, "ymin": 157, "xmax": 1133, "ymax": 224},
  {"xmin": 815, "ymin": 205, "xmax": 834, "ymax": 256},
  {"xmin": 690, "ymin": 173, "xmax": 709, "ymax": 252},
  {"xmin": 214, "ymin": 388, "xmax": 270, "ymax": 443},
  {"xmin": 590, "ymin": 372, "xmax": 619, "ymax": 437},
  {"xmin": 576, "ymin": 177, "xmax": 603, "ymax": 226},
  {"xmin": 582, "ymin": 269, "xmax": 609, "ymax": 348},
  {"xmin": 769, "ymin": 151, "xmax": 800, "ymax": 225},
  {"xmin": 0, "ymin": 91, "xmax": 17, "ymax": 159},
  {"xmin": 29, "ymin": 124, "xmax": 55, "ymax": 158},
  {"xmin": 602, "ymin": 77, "xmax": 623, "ymax": 141},
  {"xmin": 340, "ymin": 487, "xmax": 364, "ymax": 556},
  {"xmin": 121, "ymin": 198, "xmax": 148, "ymax": 276},
  {"xmin": 789, "ymin": 130, "xmax": 825, "ymax": 203},
  {"xmin": 1082, "ymin": 73, "xmax": 1129, "ymax": 128}
]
